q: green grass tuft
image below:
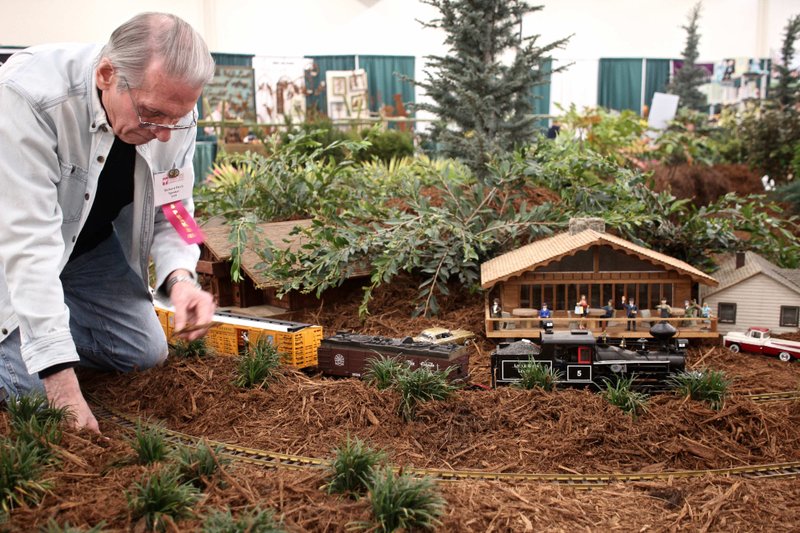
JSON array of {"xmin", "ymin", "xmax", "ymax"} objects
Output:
[
  {"xmin": 175, "ymin": 440, "xmax": 229, "ymax": 489},
  {"xmin": 363, "ymin": 356, "xmax": 408, "ymax": 390},
  {"xmin": 233, "ymin": 336, "xmax": 282, "ymax": 389},
  {"xmin": 325, "ymin": 435, "xmax": 387, "ymax": 498},
  {"xmin": 667, "ymin": 369, "xmax": 730, "ymax": 410},
  {"xmin": 201, "ymin": 505, "xmax": 285, "ymax": 533},
  {"xmin": 602, "ymin": 376, "xmax": 649, "ymax": 418},
  {"xmin": 0, "ymin": 437, "xmax": 53, "ymax": 514},
  {"xmin": 395, "ymin": 366, "xmax": 459, "ymax": 421},
  {"xmin": 353, "ymin": 466, "xmax": 445, "ymax": 532},
  {"xmin": 130, "ymin": 420, "xmax": 169, "ymax": 465},
  {"xmin": 126, "ymin": 467, "xmax": 200, "ymax": 531},
  {"xmin": 513, "ymin": 360, "xmax": 562, "ymax": 391}
]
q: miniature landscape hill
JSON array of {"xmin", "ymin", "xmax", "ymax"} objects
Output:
[{"xmin": 4, "ymin": 277, "xmax": 800, "ymax": 531}]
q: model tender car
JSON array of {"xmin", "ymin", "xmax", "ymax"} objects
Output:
[
  {"xmin": 722, "ymin": 327, "xmax": 800, "ymax": 362},
  {"xmin": 413, "ymin": 327, "xmax": 476, "ymax": 345}
]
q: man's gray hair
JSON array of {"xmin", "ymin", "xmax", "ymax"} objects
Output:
[{"xmin": 100, "ymin": 12, "xmax": 215, "ymax": 90}]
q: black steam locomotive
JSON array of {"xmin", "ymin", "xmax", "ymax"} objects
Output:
[{"xmin": 491, "ymin": 322, "xmax": 687, "ymax": 391}]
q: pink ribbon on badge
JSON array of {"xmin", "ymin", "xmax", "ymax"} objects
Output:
[{"xmin": 161, "ymin": 202, "xmax": 205, "ymax": 244}]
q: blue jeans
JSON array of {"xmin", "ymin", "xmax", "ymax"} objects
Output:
[{"xmin": 0, "ymin": 233, "xmax": 168, "ymax": 398}]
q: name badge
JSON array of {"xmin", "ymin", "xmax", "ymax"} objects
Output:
[
  {"xmin": 153, "ymin": 165, "xmax": 192, "ymax": 205},
  {"xmin": 154, "ymin": 165, "xmax": 205, "ymax": 245}
]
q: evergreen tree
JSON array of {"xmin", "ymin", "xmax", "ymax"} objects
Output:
[
  {"xmin": 667, "ymin": 2, "xmax": 708, "ymax": 111},
  {"xmin": 411, "ymin": 0, "xmax": 569, "ymax": 182},
  {"xmin": 772, "ymin": 14, "xmax": 800, "ymax": 108}
]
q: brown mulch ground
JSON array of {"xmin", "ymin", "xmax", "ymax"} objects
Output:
[{"xmin": 4, "ymin": 283, "xmax": 800, "ymax": 531}]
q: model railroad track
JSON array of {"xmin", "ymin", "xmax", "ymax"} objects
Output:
[
  {"xmin": 744, "ymin": 390, "xmax": 800, "ymax": 403},
  {"xmin": 90, "ymin": 397, "xmax": 800, "ymax": 487}
]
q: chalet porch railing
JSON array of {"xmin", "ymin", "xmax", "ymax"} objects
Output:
[{"xmin": 484, "ymin": 315, "xmax": 718, "ymax": 338}]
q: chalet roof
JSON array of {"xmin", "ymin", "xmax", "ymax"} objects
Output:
[
  {"xmin": 201, "ymin": 219, "xmax": 370, "ymax": 289},
  {"xmin": 480, "ymin": 228, "xmax": 718, "ymax": 289},
  {"xmin": 703, "ymin": 251, "xmax": 800, "ymax": 298}
]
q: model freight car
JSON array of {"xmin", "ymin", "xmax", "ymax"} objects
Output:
[
  {"xmin": 153, "ymin": 298, "xmax": 322, "ymax": 369},
  {"xmin": 491, "ymin": 322, "xmax": 687, "ymax": 391},
  {"xmin": 316, "ymin": 332, "xmax": 470, "ymax": 380}
]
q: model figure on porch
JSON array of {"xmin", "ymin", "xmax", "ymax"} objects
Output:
[
  {"xmin": 539, "ymin": 303, "xmax": 551, "ymax": 328},
  {"xmin": 623, "ymin": 296, "xmax": 638, "ymax": 331},
  {"xmin": 575, "ymin": 294, "xmax": 589, "ymax": 329}
]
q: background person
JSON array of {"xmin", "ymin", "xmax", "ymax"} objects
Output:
[{"xmin": 0, "ymin": 12, "xmax": 217, "ymax": 433}]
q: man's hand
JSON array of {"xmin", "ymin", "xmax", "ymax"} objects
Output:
[
  {"xmin": 42, "ymin": 367, "xmax": 99, "ymax": 433},
  {"xmin": 168, "ymin": 270, "xmax": 216, "ymax": 341}
]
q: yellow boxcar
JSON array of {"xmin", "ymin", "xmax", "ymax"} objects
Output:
[{"xmin": 154, "ymin": 299, "xmax": 322, "ymax": 369}]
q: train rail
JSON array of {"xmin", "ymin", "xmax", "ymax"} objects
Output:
[
  {"xmin": 744, "ymin": 390, "xmax": 800, "ymax": 403},
  {"xmin": 89, "ymin": 395, "xmax": 800, "ymax": 487}
]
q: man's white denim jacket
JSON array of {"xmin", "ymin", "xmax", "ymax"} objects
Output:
[{"xmin": 0, "ymin": 43, "xmax": 200, "ymax": 375}]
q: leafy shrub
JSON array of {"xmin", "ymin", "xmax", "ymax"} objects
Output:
[
  {"xmin": 0, "ymin": 438, "xmax": 52, "ymax": 513},
  {"xmin": 363, "ymin": 356, "xmax": 408, "ymax": 390},
  {"xmin": 127, "ymin": 467, "xmax": 200, "ymax": 531},
  {"xmin": 395, "ymin": 366, "xmax": 460, "ymax": 421},
  {"xmin": 514, "ymin": 360, "xmax": 562, "ymax": 391},
  {"xmin": 602, "ymin": 376, "xmax": 649, "ymax": 418},
  {"xmin": 667, "ymin": 369, "xmax": 730, "ymax": 410},
  {"xmin": 201, "ymin": 506, "xmax": 285, "ymax": 533},
  {"xmin": 354, "ymin": 466, "xmax": 445, "ymax": 533},
  {"xmin": 175, "ymin": 441, "xmax": 229, "ymax": 489},
  {"xmin": 234, "ymin": 336, "xmax": 282, "ymax": 389},
  {"xmin": 130, "ymin": 420, "xmax": 169, "ymax": 465},
  {"xmin": 353, "ymin": 127, "xmax": 415, "ymax": 163},
  {"xmin": 325, "ymin": 435, "xmax": 387, "ymax": 498}
]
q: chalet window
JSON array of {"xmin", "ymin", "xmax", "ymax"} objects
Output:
[
  {"xmin": 718, "ymin": 303, "xmax": 737, "ymax": 324},
  {"xmin": 780, "ymin": 306, "xmax": 799, "ymax": 327}
]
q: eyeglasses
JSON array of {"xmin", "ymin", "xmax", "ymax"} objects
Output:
[{"xmin": 123, "ymin": 79, "xmax": 197, "ymax": 131}]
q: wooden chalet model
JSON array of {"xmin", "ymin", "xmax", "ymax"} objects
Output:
[
  {"xmin": 197, "ymin": 219, "xmax": 369, "ymax": 314},
  {"xmin": 480, "ymin": 218, "xmax": 719, "ymax": 339}
]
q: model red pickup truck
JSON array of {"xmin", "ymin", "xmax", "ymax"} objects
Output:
[{"xmin": 722, "ymin": 327, "xmax": 800, "ymax": 362}]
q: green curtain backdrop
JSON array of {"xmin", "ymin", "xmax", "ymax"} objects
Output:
[
  {"xmin": 531, "ymin": 58, "xmax": 553, "ymax": 129},
  {"xmin": 357, "ymin": 55, "xmax": 415, "ymax": 113},
  {"xmin": 210, "ymin": 53, "xmax": 253, "ymax": 67},
  {"xmin": 644, "ymin": 59, "xmax": 671, "ymax": 109},
  {"xmin": 304, "ymin": 55, "xmax": 357, "ymax": 114},
  {"xmin": 598, "ymin": 58, "xmax": 643, "ymax": 114}
]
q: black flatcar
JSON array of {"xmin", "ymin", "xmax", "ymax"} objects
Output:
[
  {"xmin": 317, "ymin": 332, "xmax": 470, "ymax": 380},
  {"xmin": 491, "ymin": 322, "xmax": 686, "ymax": 391}
]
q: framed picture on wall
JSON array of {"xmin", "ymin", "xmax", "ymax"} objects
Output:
[
  {"xmin": 350, "ymin": 93, "xmax": 365, "ymax": 113},
  {"xmin": 349, "ymin": 70, "xmax": 367, "ymax": 91},
  {"xmin": 331, "ymin": 76, "xmax": 347, "ymax": 96}
]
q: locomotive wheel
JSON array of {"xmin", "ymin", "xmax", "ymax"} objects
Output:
[
  {"xmin": 778, "ymin": 351, "xmax": 792, "ymax": 362},
  {"xmin": 728, "ymin": 343, "xmax": 741, "ymax": 353}
]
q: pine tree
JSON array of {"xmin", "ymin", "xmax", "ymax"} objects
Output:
[
  {"xmin": 772, "ymin": 14, "xmax": 800, "ymax": 108},
  {"xmin": 411, "ymin": 0, "xmax": 569, "ymax": 182},
  {"xmin": 667, "ymin": 2, "xmax": 708, "ymax": 111}
]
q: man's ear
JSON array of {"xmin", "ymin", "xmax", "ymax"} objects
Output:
[{"xmin": 95, "ymin": 58, "xmax": 115, "ymax": 91}]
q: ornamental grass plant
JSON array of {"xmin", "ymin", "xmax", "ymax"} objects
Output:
[
  {"xmin": 234, "ymin": 336, "xmax": 282, "ymax": 389},
  {"xmin": 514, "ymin": 360, "xmax": 563, "ymax": 391},
  {"xmin": 363, "ymin": 356, "xmax": 408, "ymax": 390},
  {"xmin": 395, "ymin": 366, "xmax": 460, "ymax": 421},
  {"xmin": 201, "ymin": 505, "xmax": 285, "ymax": 533},
  {"xmin": 126, "ymin": 467, "xmax": 200, "ymax": 532},
  {"xmin": 353, "ymin": 466, "xmax": 445, "ymax": 533},
  {"xmin": 130, "ymin": 420, "xmax": 169, "ymax": 465},
  {"xmin": 602, "ymin": 376, "xmax": 649, "ymax": 419},
  {"xmin": 171, "ymin": 338, "xmax": 211, "ymax": 358},
  {"xmin": 175, "ymin": 440, "xmax": 229, "ymax": 489},
  {"xmin": 325, "ymin": 435, "xmax": 387, "ymax": 498},
  {"xmin": 667, "ymin": 369, "xmax": 730, "ymax": 410},
  {"xmin": 0, "ymin": 437, "xmax": 53, "ymax": 514}
]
